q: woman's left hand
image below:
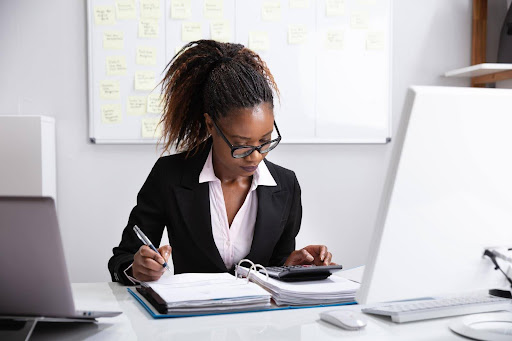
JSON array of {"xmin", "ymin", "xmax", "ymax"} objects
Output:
[{"xmin": 284, "ymin": 245, "xmax": 335, "ymax": 266}]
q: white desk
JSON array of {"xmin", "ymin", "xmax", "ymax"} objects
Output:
[{"xmin": 26, "ymin": 282, "xmax": 511, "ymax": 340}]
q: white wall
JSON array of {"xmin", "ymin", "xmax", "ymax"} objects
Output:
[{"xmin": 1, "ymin": 0, "xmax": 506, "ymax": 282}]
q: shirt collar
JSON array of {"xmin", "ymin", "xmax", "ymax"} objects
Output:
[{"xmin": 199, "ymin": 147, "xmax": 277, "ymax": 188}]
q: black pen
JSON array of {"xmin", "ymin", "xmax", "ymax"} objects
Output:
[{"xmin": 133, "ymin": 225, "xmax": 171, "ymax": 273}]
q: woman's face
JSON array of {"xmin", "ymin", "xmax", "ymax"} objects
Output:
[{"xmin": 206, "ymin": 101, "xmax": 275, "ymax": 179}]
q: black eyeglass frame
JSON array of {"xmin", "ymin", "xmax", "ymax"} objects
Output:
[{"xmin": 209, "ymin": 116, "xmax": 282, "ymax": 159}]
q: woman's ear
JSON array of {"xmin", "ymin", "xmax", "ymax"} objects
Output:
[{"xmin": 204, "ymin": 113, "xmax": 214, "ymax": 135}]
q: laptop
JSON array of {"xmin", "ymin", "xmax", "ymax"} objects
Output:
[{"xmin": 0, "ymin": 196, "xmax": 121, "ymax": 321}]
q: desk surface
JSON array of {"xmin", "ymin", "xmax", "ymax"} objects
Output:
[{"xmin": 27, "ymin": 282, "xmax": 511, "ymax": 341}]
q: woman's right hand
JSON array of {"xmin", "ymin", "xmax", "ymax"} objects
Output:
[{"xmin": 132, "ymin": 245, "xmax": 172, "ymax": 282}]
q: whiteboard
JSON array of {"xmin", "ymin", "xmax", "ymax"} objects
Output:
[{"xmin": 87, "ymin": 0, "xmax": 392, "ymax": 144}]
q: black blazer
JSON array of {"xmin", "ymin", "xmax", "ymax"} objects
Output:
[{"xmin": 108, "ymin": 140, "xmax": 302, "ymax": 285}]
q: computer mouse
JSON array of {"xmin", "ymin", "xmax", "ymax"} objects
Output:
[{"xmin": 320, "ymin": 310, "xmax": 368, "ymax": 330}]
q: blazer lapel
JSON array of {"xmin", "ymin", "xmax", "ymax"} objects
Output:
[{"xmin": 174, "ymin": 142, "xmax": 227, "ymax": 272}]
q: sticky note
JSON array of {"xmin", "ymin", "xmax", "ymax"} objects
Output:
[
  {"xmin": 289, "ymin": 0, "xmax": 309, "ymax": 9},
  {"xmin": 142, "ymin": 118, "xmax": 163, "ymax": 138},
  {"xmin": 262, "ymin": 1, "xmax": 281, "ymax": 21},
  {"xmin": 127, "ymin": 96, "xmax": 147, "ymax": 115},
  {"xmin": 136, "ymin": 46, "xmax": 157, "ymax": 65},
  {"xmin": 101, "ymin": 104, "xmax": 122, "ymax": 124},
  {"xmin": 140, "ymin": 0, "xmax": 161, "ymax": 19},
  {"xmin": 351, "ymin": 11, "xmax": 369, "ymax": 29},
  {"xmin": 325, "ymin": 29, "xmax": 344, "ymax": 50},
  {"xmin": 210, "ymin": 21, "xmax": 231, "ymax": 43},
  {"xmin": 326, "ymin": 0, "xmax": 345, "ymax": 17},
  {"xmin": 115, "ymin": 0, "xmax": 136, "ymax": 20},
  {"xmin": 99, "ymin": 80, "xmax": 120, "ymax": 99},
  {"xmin": 249, "ymin": 31, "xmax": 269, "ymax": 51},
  {"xmin": 366, "ymin": 31, "xmax": 385, "ymax": 50},
  {"xmin": 103, "ymin": 31, "xmax": 124, "ymax": 49},
  {"xmin": 204, "ymin": 0, "xmax": 223, "ymax": 20},
  {"xmin": 139, "ymin": 20, "xmax": 159, "ymax": 38},
  {"xmin": 182, "ymin": 22, "xmax": 202, "ymax": 42},
  {"xmin": 288, "ymin": 25, "xmax": 307, "ymax": 45},
  {"xmin": 147, "ymin": 94, "xmax": 165, "ymax": 114},
  {"xmin": 94, "ymin": 6, "xmax": 116, "ymax": 25},
  {"xmin": 134, "ymin": 71, "xmax": 155, "ymax": 91},
  {"xmin": 106, "ymin": 56, "xmax": 127, "ymax": 75},
  {"xmin": 171, "ymin": 0, "xmax": 192, "ymax": 19}
]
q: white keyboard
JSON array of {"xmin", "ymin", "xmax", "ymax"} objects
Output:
[{"xmin": 362, "ymin": 294, "xmax": 511, "ymax": 323}]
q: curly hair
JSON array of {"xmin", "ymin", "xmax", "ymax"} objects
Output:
[{"xmin": 159, "ymin": 40, "xmax": 279, "ymax": 155}]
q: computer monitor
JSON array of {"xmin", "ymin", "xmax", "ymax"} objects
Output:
[{"xmin": 357, "ymin": 86, "xmax": 512, "ymax": 304}]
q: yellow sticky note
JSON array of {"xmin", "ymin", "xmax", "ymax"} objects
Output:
[
  {"xmin": 134, "ymin": 71, "xmax": 155, "ymax": 91},
  {"xmin": 99, "ymin": 80, "xmax": 120, "ymax": 99},
  {"xmin": 103, "ymin": 31, "xmax": 124, "ymax": 49},
  {"xmin": 326, "ymin": 0, "xmax": 345, "ymax": 17},
  {"xmin": 147, "ymin": 94, "xmax": 165, "ymax": 114},
  {"xmin": 94, "ymin": 5, "xmax": 116, "ymax": 25},
  {"xmin": 262, "ymin": 1, "xmax": 281, "ymax": 21},
  {"xmin": 171, "ymin": 0, "xmax": 191, "ymax": 19},
  {"xmin": 140, "ymin": 0, "xmax": 161, "ymax": 19},
  {"xmin": 101, "ymin": 104, "xmax": 122, "ymax": 124},
  {"xmin": 204, "ymin": 0, "xmax": 224, "ymax": 19},
  {"xmin": 210, "ymin": 21, "xmax": 231, "ymax": 43},
  {"xmin": 288, "ymin": 25, "xmax": 307, "ymax": 45},
  {"xmin": 142, "ymin": 118, "xmax": 163, "ymax": 138},
  {"xmin": 139, "ymin": 20, "xmax": 159, "ymax": 38},
  {"xmin": 326, "ymin": 29, "xmax": 344, "ymax": 50},
  {"xmin": 182, "ymin": 22, "xmax": 202, "ymax": 42},
  {"xmin": 106, "ymin": 56, "xmax": 127, "ymax": 75},
  {"xmin": 115, "ymin": 0, "xmax": 136, "ymax": 20},
  {"xmin": 289, "ymin": 0, "xmax": 309, "ymax": 9},
  {"xmin": 249, "ymin": 31, "xmax": 269, "ymax": 51},
  {"xmin": 127, "ymin": 96, "xmax": 147, "ymax": 115},
  {"xmin": 136, "ymin": 46, "xmax": 157, "ymax": 65},
  {"xmin": 351, "ymin": 11, "xmax": 369, "ymax": 29},
  {"xmin": 366, "ymin": 31, "xmax": 385, "ymax": 50}
]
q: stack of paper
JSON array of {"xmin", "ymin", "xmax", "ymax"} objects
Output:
[
  {"xmin": 140, "ymin": 272, "xmax": 272, "ymax": 315},
  {"xmin": 236, "ymin": 267, "xmax": 359, "ymax": 306}
]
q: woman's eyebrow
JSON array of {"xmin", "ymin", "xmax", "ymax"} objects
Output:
[{"xmin": 230, "ymin": 130, "xmax": 273, "ymax": 140}]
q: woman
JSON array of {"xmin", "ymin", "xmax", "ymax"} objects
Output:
[{"xmin": 108, "ymin": 40, "xmax": 334, "ymax": 284}]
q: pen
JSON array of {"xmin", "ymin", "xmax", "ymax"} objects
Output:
[{"xmin": 133, "ymin": 225, "xmax": 172, "ymax": 273}]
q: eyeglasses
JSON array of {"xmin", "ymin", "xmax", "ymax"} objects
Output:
[{"xmin": 210, "ymin": 117, "xmax": 282, "ymax": 159}]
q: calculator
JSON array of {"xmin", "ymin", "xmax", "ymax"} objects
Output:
[{"xmin": 260, "ymin": 264, "xmax": 344, "ymax": 282}]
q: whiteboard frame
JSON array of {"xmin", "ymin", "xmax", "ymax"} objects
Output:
[{"xmin": 87, "ymin": 0, "xmax": 393, "ymax": 144}]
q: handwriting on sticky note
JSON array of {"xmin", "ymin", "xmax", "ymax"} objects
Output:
[
  {"xmin": 249, "ymin": 31, "xmax": 269, "ymax": 51},
  {"xmin": 103, "ymin": 31, "xmax": 124, "ymax": 49},
  {"xmin": 326, "ymin": 0, "xmax": 345, "ymax": 17},
  {"xmin": 210, "ymin": 21, "xmax": 231, "ymax": 43},
  {"xmin": 115, "ymin": 0, "xmax": 136, "ymax": 20},
  {"xmin": 106, "ymin": 56, "xmax": 127, "ymax": 75},
  {"xmin": 127, "ymin": 96, "xmax": 147, "ymax": 115},
  {"xmin": 288, "ymin": 25, "xmax": 307, "ymax": 45},
  {"xmin": 142, "ymin": 118, "xmax": 163, "ymax": 138},
  {"xmin": 204, "ymin": 0, "xmax": 224, "ymax": 20},
  {"xmin": 101, "ymin": 104, "xmax": 122, "ymax": 124},
  {"xmin": 171, "ymin": 0, "xmax": 192, "ymax": 19},
  {"xmin": 351, "ymin": 11, "xmax": 369, "ymax": 29},
  {"xmin": 262, "ymin": 1, "xmax": 281, "ymax": 21},
  {"xmin": 182, "ymin": 22, "xmax": 202, "ymax": 42},
  {"xmin": 366, "ymin": 31, "xmax": 385, "ymax": 50},
  {"xmin": 147, "ymin": 94, "xmax": 165, "ymax": 114},
  {"xmin": 326, "ymin": 29, "xmax": 344, "ymax": 50},
  {"xmin": 139, "ymin": 20, "xmax": 159, "ymax": 38},
  {"xmin": 289, "ymin": 0, "xmax": 309, "ymax": 9},
  {"xmin": 134, "ymin": 71, "xmax": 155, "ymax": 91},
  {"xmin": 136, "ymin": 46, "xmax": 157, "ymax": 65},
  {"xmin": 94, "ymin": 5, "xmax": 116, "ymax": 25},
  {"xmin": 100, "ymin": 80, "xmax": 120, "ymax": 99},
  {"xmin": 140, "ymin": 0, "xmax": 161, "ymax": 19}
]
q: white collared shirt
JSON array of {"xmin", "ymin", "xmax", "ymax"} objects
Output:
[{"xmin": 199, "ymin": 147, "xmax": 277, "ymax": 270}]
